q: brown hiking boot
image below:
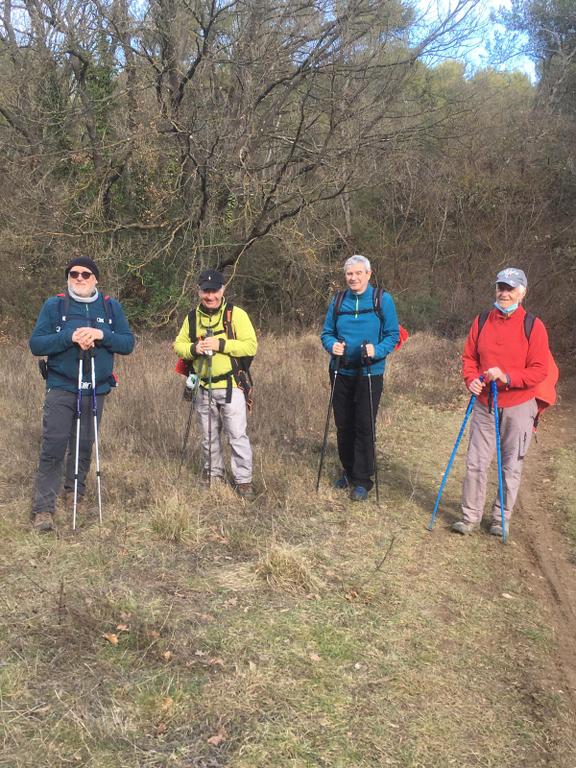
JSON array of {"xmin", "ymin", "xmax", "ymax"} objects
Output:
[
  {"xmin": 62, "ymin": 491, "xmax": 84, "ymax": 513},
  {"xmin": 236, "ymin": 483, "xmax": 255, "ymax": 501},
  {"xmin": 33, "ymin": 511, "xmax": 55, "ymax": 533}
]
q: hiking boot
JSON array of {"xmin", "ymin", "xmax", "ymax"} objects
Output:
[
  {"xmin": 333, "ymin": 473, "xmax": 350, "ymax": 490},
  {"xmin": 451, "ymin": 520, "xmax": 479, "ymax": 535},
  {"xmin": 489, "ymin": 523, "xmax": 508, "ymax": 537},
  {"xmin": 33, "ymin": 511, "xmax": 55, "ymax": 533},
  {"xmin": 350, "ymin": 485, "xmax": 368, "ymax": 502},
  {"xmin": 236, "ymin": 483, "xmax": 255, "ymax": 501},
  {"xmin": 62, "ymin": 491, "xmax": 84, "ymax": 513}
]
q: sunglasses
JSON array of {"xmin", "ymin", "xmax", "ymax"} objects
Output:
[{"xmin": 69, "ymin": 270, "xmax": 94, "ymax": 280}]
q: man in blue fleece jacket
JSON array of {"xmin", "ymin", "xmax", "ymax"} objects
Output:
[
  {"xmin": 321, "ymin": 255, "xmax": 399, "ymax": 501},
  {"xmin": 29, "ymin": 257, "xmax": 135, "ymax": 531}
]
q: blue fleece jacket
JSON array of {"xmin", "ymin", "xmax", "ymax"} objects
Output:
[
  {"xmin": 321, "ymin": 285, "xmax": 399, "ymax": 376},
  {"xmin": 29, "ymin": 292, "xmax": 135, "ymax": 394}
]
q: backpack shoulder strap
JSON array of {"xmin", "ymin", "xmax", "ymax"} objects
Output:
[
  {"xmin": 373, "ymin": 286, "xmax": 386, "ymax": 318},
  {"xmin": 477, "ymin": 309, "xmax": 490, "ymax": 336},
  {"xmin": 188, "ymin": 308, "xmax": 197, "ymax": 341},
  {"xmin": 333, "ymin": 290, "xmax": 346, "ymax": 316},
  {"xmin": 102, "ymin": 295, "xmax": 114, "ymax": 327},
  {"xmin": 332, "ymin": 290, "xmax": 346, "ymax": 336},
  {"xmin": 223, "ymin": 302, "xmax": 235, "ymax": 339},
  {"xmin": 524, "ymin": 312, "xmax": 535, "ymax": 339},
  {"xmin": 56, "ymin": 293, "xmax": 69, "ymax": 324}
]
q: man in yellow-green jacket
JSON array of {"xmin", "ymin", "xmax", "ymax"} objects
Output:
[{"xmin": 174, "ymin": 269, "xmax": 258, "ymax": 499}]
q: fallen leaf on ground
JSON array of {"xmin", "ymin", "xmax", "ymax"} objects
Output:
[
  {"xmin": 309, "ymin": 652, "xmax": 321, "ymax": 663},
  {"xmin": 501, "ymin": 593, "xmax": 514, "ymax": 600},
  {"xmin": 207, "ymin": 731, "xmax": 226, "ymax": 746},
  {"xmin": 116, "ymin": 623, "xmax": 130, "ymax": 632},
  {"xmin": 103, "ymin": 633, "xmax": 119, "ymax": 645},
  {"xmin": 161, "ymin": 650, "xmax": 173, "ymax": 661}
]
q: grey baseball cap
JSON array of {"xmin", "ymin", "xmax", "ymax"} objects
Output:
[{"xmin": 495, "ymin": 267, "xmax": 527, "ymax": 289}]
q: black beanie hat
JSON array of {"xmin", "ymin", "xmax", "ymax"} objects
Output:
[{"xmin": 65, "ymin": 257, "xmax": 100, "ymax": 280}]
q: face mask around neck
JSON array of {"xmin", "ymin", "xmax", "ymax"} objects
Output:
[{"xmin": 494, "ymin": 301, "xmax": 518, "ymax": 315}]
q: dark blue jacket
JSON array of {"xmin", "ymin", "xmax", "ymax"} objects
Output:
[
  {"xmin": 321, "ymin": 285, "xmax": 399, "ymax": 376},
  {"xmin": 29, "ymin": 293, "xmax": 135, "ymax": 394}
]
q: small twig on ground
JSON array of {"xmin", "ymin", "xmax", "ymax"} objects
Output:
[{"xmin": 359, "ymin": 535, "xmax": 397, "ymax": 587}]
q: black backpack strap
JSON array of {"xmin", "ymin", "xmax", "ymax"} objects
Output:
[
  {"xmin": 373, "ymin": 286, "xmax": 386, "ymax": 341},
  {"xmin": 102, "ymin": 295, "xmax": 115, "ymax": 328},
  {"xmin": 524, "ymin": 312, "xmax": 535, "ymax": 339},
  {"xmin": 223, "ymin": 303, "xmax": 253, "ymax": 387},
  {"xmin": 331, "ymin": 290, "xmax": 346, "ymax": 337},
  {"xmin": 477, "ymin": 309, "xmax": 490, "ymax": 336},
  {"xmin": 373, "ymin": 286, "xmax": 385, "ymax": 316},
  {"xmin": 57, "ymin": 293, "xmax": 70, "ymax": 329},
  {"xmin": 188, "ymin": 308, "xmax": 197, "ymax": 341}
]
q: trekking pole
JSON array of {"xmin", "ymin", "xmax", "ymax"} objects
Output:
[
  {"xmin": 177, "ymin": 365, "xmax": 202, "ymax": 480},
  {"xmin": 89, "ymin": 348, "xmax": 103, "ymax": 525},
  {"xmin": 205, "ymin": 329, "xmax": 214, "ymax": 487},
  {"xmin": 427, "ymin": 375, "xmax": 484, "ymax": 531},
  {"xmin": 362, "ymin": 342, "xmax": 379, "ymax": 504},
  {"xmin": 72, "ymin": 350, "xmax": 85, "ymax": 531},
  {"xmin": 316, "ymin": 345, "xmax": 344, "ymax": 493},
  {"xmin": 491, "ymin": 381, "xmax": 507, "ymax": 544}
]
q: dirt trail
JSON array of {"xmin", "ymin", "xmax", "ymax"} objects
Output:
[{"xmin": 516, "ymin": 371, "xmax": 576, "ymax": 706}]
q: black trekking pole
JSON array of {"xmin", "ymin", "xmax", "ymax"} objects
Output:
[
  {"xmin": 72, "ymin": 350, "xmax": 85, "ymax": 531},
  {"xmin": 205, "ymin": 329, "xmax": 214, "ymax": 487},
  {"xmin": 177, "ymin": 367, "xmax": 201, "ymax": 480},
  {"xmin": 362, "ymin": 341, "xmax": 379, "ymax": 504},
  {"xmin": 316, "ymin": 344, "xmax": 344, "ymax": 492},
  {"xmin": 89, "ymin": 348, "xmax": 103, "ymax": 525}
]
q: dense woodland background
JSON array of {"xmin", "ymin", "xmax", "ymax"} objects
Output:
[{"xmin": 1, "ymin": 0, "xmax": 575, "ymax": 346}]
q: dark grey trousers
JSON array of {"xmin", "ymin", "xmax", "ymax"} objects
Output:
[{"xmin": 32, "ymin": 388, "xmax": 105, "ymax": 515}]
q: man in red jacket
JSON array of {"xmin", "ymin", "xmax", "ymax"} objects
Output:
[{"xmin": 452, "ymin": 268, "xmax": 550, "ymax": 537}]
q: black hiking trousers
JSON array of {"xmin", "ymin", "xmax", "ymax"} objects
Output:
[
  {"xmin": 32, "ymin": 388, "xmax": 106, "ymax": 516},
  {"xmin": 330, "ymin": 370, "xmax": 383, "ymax": 491}
]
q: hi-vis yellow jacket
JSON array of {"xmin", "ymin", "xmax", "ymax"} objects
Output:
[{"xmin": 173, "ymin": 301, "xmax": 257, "ymax": 389}]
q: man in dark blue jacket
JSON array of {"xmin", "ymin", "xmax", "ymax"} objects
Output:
[
  {"xmin": 29, "ymin": 257, "xmax": 134, "ymax": 531},
  {"xmin": 321, "ymin": 255, "xmax": 399, "ymax": 501}
]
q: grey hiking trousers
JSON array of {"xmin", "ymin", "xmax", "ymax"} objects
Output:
[
  {"xmin": 195, "ymin": 386, "xmax": 252, "ymax": 484},
  {"xmin": 32, "ymin": 388, "xmax": 105, "ymax": 515},
  {"xmin": 461, "ymin": 398, "xmax": 537, "ymax": 524}
]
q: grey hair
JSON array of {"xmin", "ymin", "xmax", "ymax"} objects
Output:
[
  {"xmin": 344, "ymin": 254, "xmax": 371, "ymax": 272},
  {"xmin": 517, "ymin": 284, "xmax": 527, "ymax": 298}
]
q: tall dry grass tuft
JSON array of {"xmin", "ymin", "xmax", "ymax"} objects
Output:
[{"xmin": 255, "ymin": 543, "xmax": 325, "ymax": 595}]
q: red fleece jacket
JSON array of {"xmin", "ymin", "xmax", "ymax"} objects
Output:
[{"xmin": 462, "ymin": 306, "xmax": 549, "ymax": 408}]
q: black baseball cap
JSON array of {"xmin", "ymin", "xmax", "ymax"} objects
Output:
[{"xmin": 198, "ymin": 269, "xmax": 225, "ymax": 291}]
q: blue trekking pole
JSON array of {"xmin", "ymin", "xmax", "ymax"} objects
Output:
[
  {"xmin": 491, "ymin": 381, "xmax": 507, "ymax": 544},
  {"xmin": 427, "ymin": 375, "xmax": 484, "ymax": 531}
]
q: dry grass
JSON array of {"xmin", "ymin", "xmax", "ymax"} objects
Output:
[{"xmin": 0, "ymin": 332, "xmax": 575, "ymax": 767}]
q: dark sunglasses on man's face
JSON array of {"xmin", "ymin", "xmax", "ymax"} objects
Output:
[{"xmin": 69, "ymin": 270, "xmax": 94, "ymax": 280}]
